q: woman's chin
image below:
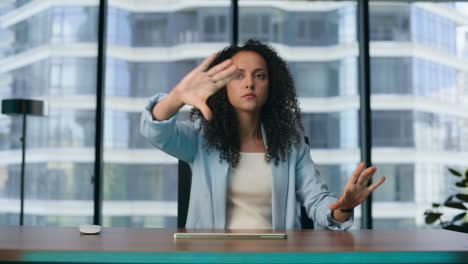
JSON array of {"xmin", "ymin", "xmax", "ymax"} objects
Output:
[
  {"xmin": 236, "ymin": 107, "xmax": 261, "ymax": 114},
  {"xmin": 231, "ymin": 101, "xmax": 265, "ymax": 114}
]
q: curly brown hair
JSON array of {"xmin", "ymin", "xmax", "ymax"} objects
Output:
[{"xmin": 189, "ymin": 39, "xmax": 304, "ymax": 167}]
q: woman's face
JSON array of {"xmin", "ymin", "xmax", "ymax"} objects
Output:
[{"xmin": 226, "ymin": 51, "xmax": 269, "ymax": 114}]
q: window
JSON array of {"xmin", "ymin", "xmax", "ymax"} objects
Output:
[
  {"xmin": 294, "ymin": 10, "xmax": 341, "ymax": 46},
  {"xmin": 239, "ymin": 8, "xmax": 273, "ymax": 42},
  {"xmin": 239, "ymin": 1, "xmax": 359, "ymax": 229},
  {"xmin": 1, "ymin": 0, "xmax": 466, "ymax": 231},
  {"xmin": 371, "ymin": 57, "xmax": 412, "ymax": 94},
  {"xmin": 132, "ymin": 13, "xmax": 168, "ymax": 46},
  {"xmin": 370, "ymin": 1, "xmax": 467, "ymax": 231},
  {"xmin": 0, "ymin": 4, "xmax": 97, "ymax": 225},
  {"xmin": 372, "ymin": 111, "xmax": 414, "ymax": 147},
  {"xmin": 370, "ymin": 5, "xmax": 410, "ymax": 41},
  {"xmin": 373, "ymin": 164, "xmax": 414, "ymax": 202},
  {"xmin": 302, "ymin": 113, "xmax": 340, "ymax": 149},
  {"xmin": 200, "ymin": 9, "xmax": 229, "ymax": 42},
  {"xmin": 293, "ymin": 61, "xmax": 341, "ymax": 97},
  {"xmin": 102, "ymin": 2, "xmax": 230, "ymax": 228}
]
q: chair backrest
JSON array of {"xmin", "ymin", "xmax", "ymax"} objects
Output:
[
  {"xmin": 177, "ymin": 137, "xmax": 314, "ymax": 229},
  {"xmin": 300, "ymin": 136, "xmax": 314, "ymax": 229},
  {"xmin": 177, "ymin": 160, "xmax": 192, "ymax": 228}
]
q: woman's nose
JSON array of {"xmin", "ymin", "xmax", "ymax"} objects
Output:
[{"xmin": 244, "ymin": 76, "xmax": 254, "ymax": 90}]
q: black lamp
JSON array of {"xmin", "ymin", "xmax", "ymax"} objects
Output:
[{"xmin": 1, "ymin": 99, "xmax": 47, "ymax": 225}]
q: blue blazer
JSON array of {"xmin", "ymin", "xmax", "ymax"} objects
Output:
[{"xmin": 140, "ymin": 93, "xmax": 353, "ymax": 230}]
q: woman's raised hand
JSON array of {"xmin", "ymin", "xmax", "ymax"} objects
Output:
[{"xmin": 173, "ymin": 53, "xmax": 238, "ymax": 120}]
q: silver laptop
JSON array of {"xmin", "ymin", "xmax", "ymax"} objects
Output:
[{"xmin": 174, "ymin": 232, "xmax": 287, "ymax": 240}]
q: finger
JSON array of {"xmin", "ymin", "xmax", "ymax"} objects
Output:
[
  {"xmin": 357, "ymin": 166, "xmax": 377, "ymax": 185},
  {"xmin": 198, "ymin": 103, "xmax": 213, "ymax": 121},
  {"xmin": 360, "ymin": 173, "xmax": 375, "ymax": 188},
  {"xmin": 215, "ymin": 74, "xmax": 236, "ymax": 88},
  {"xmin": 357, "ymin": 166, "xmax": 377, "ymax": 186},
  {"xmin": 206, "ymin": 59, "xmax": 233, "ymax": 77},
  {"xmin": 211, "ymin": 64, "xmax": 237, "ymax": 82},
  {"xmin": 350, "ymin": 162, "xmax": 365, "ymax": 184},
  {"xmin": 368, "ymin": 176, "xmax": 386, "ymax": 192},
  {"xmin": 196, "ymin": 53, "xmax": 218, "ymax": 72}
]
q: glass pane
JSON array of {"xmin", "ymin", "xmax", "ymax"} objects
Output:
[
  {"xmin": 370, "ymin": 1, "xmax": 468, "ymax": 230},
  {"xmin": 239, "ymin": 0, "xmax": 360, "ymax": 228},
  {"xmin": 0, "ymin": 1, "xmax": 97, "ymax": 225},
  {"xmin": 103, "ymin": 0, "xmax": 230, "ymax": 228}
]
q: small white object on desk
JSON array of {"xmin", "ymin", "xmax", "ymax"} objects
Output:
[{"xmin": 79, "ymin": 225, "xmax": 102, "ymax": 235}]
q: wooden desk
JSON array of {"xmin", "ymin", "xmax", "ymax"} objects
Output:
[{"xmin": 0, "ymin": 226, "xmax": 467, "ymax": 263}]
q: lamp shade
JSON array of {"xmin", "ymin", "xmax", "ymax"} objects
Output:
[{"xmin": 1, "ymin": 99, "xmax": 46, "ymax": 116}]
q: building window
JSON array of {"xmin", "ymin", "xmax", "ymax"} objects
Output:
[
  {"xmin": 372, "ymin": 111, "xmax": 414, "ymax": 147},
  {"xmin": 371, "ymin": 57, "xmax": 412, "ymax": 94},
  {"xmin": 370, "ymin": 5, "xmax": 410, "ymax": 41},
  {"xmin": 239, "ymin": 9, "xmax": 272, "ymax": 42},
  {"xmin": 373, "ymin": 164, "xmax": 415, "ymax": 202},
  {"xmin": 201, "ymin": 11, "xmax": 228, "ymax": 42},
  {"xmin": 302, "ymin": 113, "xmax": 341, "ymax": 149}
]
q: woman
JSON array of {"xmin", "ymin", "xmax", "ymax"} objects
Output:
[{"xmin": 140, "ymin": 39, "xmax": 385, "ymax": 230}]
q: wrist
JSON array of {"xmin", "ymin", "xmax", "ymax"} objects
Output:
[
  {"xmin": 339, "ymin": 208, "xmax": 354, "ymax": 213},
  {"xmin": 168, "ymin": 88, "xmax": 185, "ymax": 108},
  {"xmin": 332, "ymin": 209, "xmax": 353, "ymax": 222}
]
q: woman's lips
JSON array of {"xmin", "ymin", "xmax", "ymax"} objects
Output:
[{"xmin": 243, "ymin": 94, "xmax": 256, "ymax": 98}]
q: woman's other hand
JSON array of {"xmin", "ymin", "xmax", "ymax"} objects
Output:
[{"xmin": 328, "ymin": 162, "xmax": 386, "ymax": 212}]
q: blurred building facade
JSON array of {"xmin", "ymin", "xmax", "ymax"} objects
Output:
[{"xmin": 0, "ymin": 0, "xmax": 467, "ymax": 229}]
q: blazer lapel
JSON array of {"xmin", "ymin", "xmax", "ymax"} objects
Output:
[{"xmin": 261, "ymin": 125, "xmax": 288, "ymax": 229}]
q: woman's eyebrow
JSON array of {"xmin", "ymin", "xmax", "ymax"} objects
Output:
[{"xmin": 237, "ymin": 68, "xmax": 266, "ymax": 72}]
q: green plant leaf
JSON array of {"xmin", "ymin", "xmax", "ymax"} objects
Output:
[
  {"xmin": 425, "ymin": 212, "xmax": 442, "ymax": 224},
  {"xmin": 443, "ymin": 195, "xmax": 454, "ymax": 204},
  {"xmin": 464, "ymin": 169, "xmax": 468, "ymax": 180},
  {"xmin": 444, "ymin": 224, "xmax": 468, "ymax": 234},
  {"xmin": 448, "ymin": 168, "xmax": 462, "ymax": 177},
  {"xmin": 455, "ymin": 181, "xmax": 468, "ymax": 187},
  {"xmin": 432, "ymin": 203, "xmax": 440, "ymax": 208},
  {"xmin": 444, "ymin": 202, "xmax": 467, "ymax": 210},
  {"xmin": 455, "ymin": 194, "xmax": 468, "ymax": 202},
  {"xmin": 451, "ymin": 212, "xmax": 467, "ymax": 223}
]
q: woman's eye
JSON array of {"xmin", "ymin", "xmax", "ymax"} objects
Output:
[
  {"xmin": 256, "ymin": 73, "xmax": 266, "ymax": 79},
  {"xmin": 235, "ymin": 73, "xmax": 243, "ymax": 79}
]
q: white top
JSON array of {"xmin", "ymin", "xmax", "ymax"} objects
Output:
[{"xmin": 226, "ymin": 152, "xmax": 272, "ymax": 229}]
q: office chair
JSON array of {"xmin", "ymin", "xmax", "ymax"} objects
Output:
[{"xmin": 177, "ymin": 137, "xmax": 314, "ymax": 229}]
